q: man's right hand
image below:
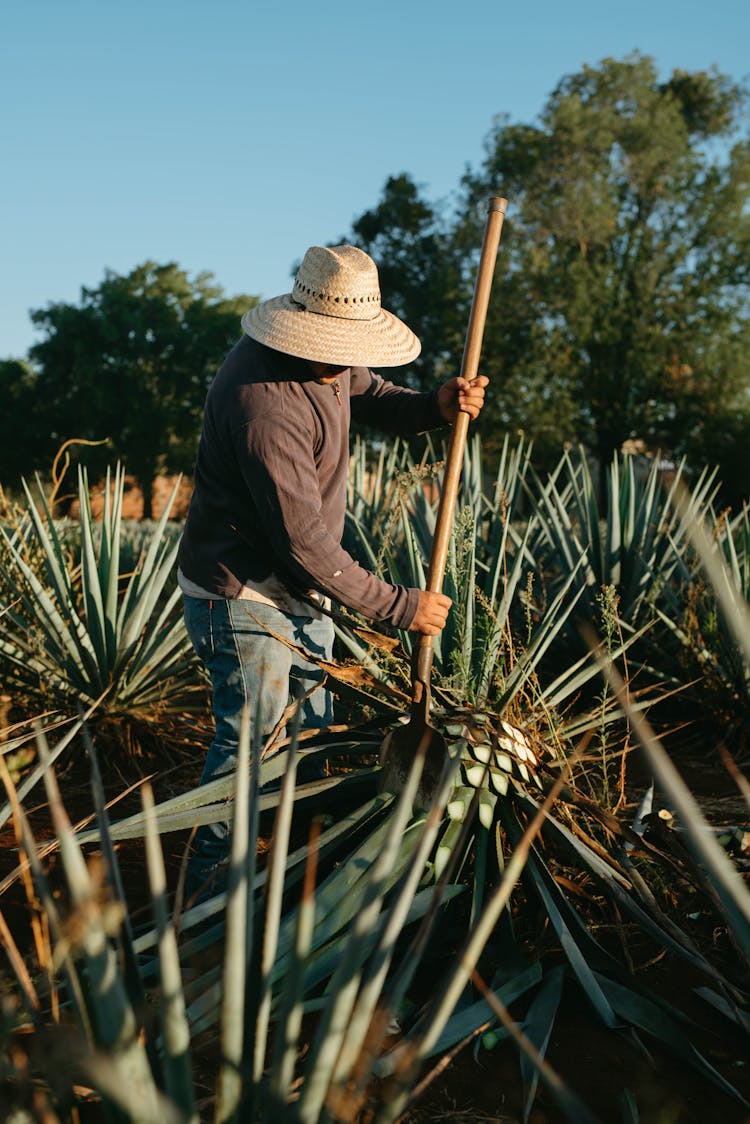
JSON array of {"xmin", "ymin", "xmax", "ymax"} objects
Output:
[{"xmin": 409, "ymin": 590, "xmax": 452, "ymax": 636}]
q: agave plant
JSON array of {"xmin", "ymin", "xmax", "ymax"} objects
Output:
[
  {"xmin": 2, "ymin": 436, "xmax": 749, "ymax": 1121},
  {"xmin": 338, "ymin": 432, "xmax": 652, "ymax": 770},
  {"xmin": 650, "ymin": 501, "xmax": 750, "ymax": 752},
  {"xmin": 1, "ymin": 706, "xmax": 587, "ymax": 1123},
  {"xmin": 5, "ymin": 674, "xmax": 749, "ymax": 1122},
  {"xmin": 522, "ymin": 448, "xmax": 722, "ymax": 641},
  {"xmin": 48, "ymin": 619, "xmax": 745, "ymax": 1113},
  {"xmin": 437, "ymin": 440, "xmax": 750, "ymax": 757},
  {"xmin": 0, "ymin": 464, "xmax": 204, "ymax": 750}
]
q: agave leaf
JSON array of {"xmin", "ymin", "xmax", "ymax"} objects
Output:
[
  {"xmin": 472, "ymin": 966, "xmax": 601, "ymax": 1124},
  {"xmin": 0, "ymin": 467, "xmax": 197, "ymax": 725},
  {"xmin": 116, "ymin": 577, "xmax": 185, "ymax": 671},
  {"xmin": 37, "ymin": 729, "xmax": 163, "ymax": 1115},
  {"xmin": 184, "ymin": 808, "xmax": 411, "ymax": 1034},
  {"xmin": 508, "ymin": 829, "xmax": 620, "ymax": 1029},
  {"xmin": 619, "ymin": 1088, "xmax": 640, "ymax": 1124},
  {"xmin": 254, "ymin": 704, "xmax": 302, "ymax": 1085},
  {"xmin": 268, "ymin": 820, "xmax": 320, "ymax": 1106},
  {"xmin": 513, "ymin": 788, "xmax": 631, "ymax": 891},
  {"xmin": 693, "ymin": 987, "xmax": 750, "ymax": 1036},
  {"xmin": 592, "ymin": 650, "xmax": 750, "ymax": 968},
  {"xmin": 0, "ymin": 702, "xmax": 102, "ymax": 835},
  {"xmin": 678, "ymin": 486, "xmax": 750, "ymax": 669},
  {"xmin": 76, "ymin": 766, "xmax": 378, "ymax": 844},
  {"xmin": 134, "ymin": 794, "xmax": 394, "ymax": 958},
  {"xmin": 524, "ymin": 788, "xmax": 744, "ymax": 998},
  {"xmin": 117, "ymin": 477, "xmax": 184, "ymax": 643},
  {"xmin": 378, "ymin": 776, "xmax": 569, "ymax": 1124},
  {"xmin": 100, "ymin": 465, "xmax": 124, "ymax": 642},
  {"xmin": 271, "ymin": 813, "xmax": 408, "ymax": 977},
  {"xmin": 520, "ymin": 965, "xmax": 565, "ymax": 1124},
  {"xmin": 0, "ymin": 530, "xmax": 103, "ymax": 692},
  {"xmin": 142, "ymin": 784, "xmax": 196, "ymax": 1123},
  {"xmin": 344, "ymin": 509, "xmax": 383, "ymax": 574},
  {"xmin": 216, "ymin": 707, "xmax": 256, "ymax": 1124},
  {"xmin": 296, "ymin": 739, "xmax": 433, "ymax": 1122},
  {"xmin": 469, "ymin": 817, "xmax": 489, "ymax": 928},
  {"xmin": 78, "ymin": 468, "xmax": 110, "ymax": 669},
  {"xmin": 18, "ymin": 476, "xmax": 77, "ymax": 605},
  {"xmin": 540, "ymin": 619, "xmax": 647, "ymax": 713},
  {"xmin": 380, "ymin": 962, "xmax": 543, "ymax": 1072},
  {"xmin": 484, "ymin": 513, "xmax": 533, "ymax": 628},
  {"xmin": 76, "ymin": 1052, "xmax": 184, "ymax": 1124},
  {"xmin": 298, "ymin": 884, "xmax": 464, "ymax": 1012},
  {"xmin": 594, "ymin": 972, "xmax": 748, "ymax": 1107},
  {"xmin": 330, "ymin": 755, "xmax": 462, "ymax": 1088},
  {"xmin": 82, "ymin": 721, "xmax": 150, "ymax": 1040},
  {"xmin": 493, "ymin": 568, "xmax": 587, "ymax": 713}
]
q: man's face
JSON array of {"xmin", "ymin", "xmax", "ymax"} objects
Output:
[{"xmin": 307, "ymin": 361, "xmax": 348, "ymax": 384}]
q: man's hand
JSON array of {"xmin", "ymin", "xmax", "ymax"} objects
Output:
[
  {"xmin": 409, "ymin": 590, "xmax": 452, "ymax": 636},
  {"xmin": 436, "ymin": 374, "xmax": 489, "ymax": 424}
]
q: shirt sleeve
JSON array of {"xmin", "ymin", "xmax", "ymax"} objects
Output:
[
  {"xmin": 235, "ymin": 408, "xmax": 420, "ymax": 629},
  {"xmin": 349, "ymin": 367, "xmax": 445, "ymax": 434}
]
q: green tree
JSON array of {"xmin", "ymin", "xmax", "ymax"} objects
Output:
[
  {"xmin": 27, "ymin": 263, "xmax": 256, "ymax": 515},
  {"xmin": 0, "ymin": 359, "xmax": 42, "ymax": 490},
  {"xmin": 350, "ymin": 174, "xmax": 466, "ymax": 384},
  {"xmin": 460, "ymin": 54, "xmax": 750, "ymax": 496}
]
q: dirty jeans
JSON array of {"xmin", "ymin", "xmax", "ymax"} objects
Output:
[{"xmin": 182, "ymin": 595, "xmax": 334, "ymax": 885}]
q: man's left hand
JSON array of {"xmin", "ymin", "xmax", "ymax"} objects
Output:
[{"xmin": 436, "ymin": 375, "xmax": 489, "ymax": 424}]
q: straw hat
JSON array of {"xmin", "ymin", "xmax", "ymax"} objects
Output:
[{"xmin": 241, "ymin": 245, "xmax": 421, "ymax": 367}]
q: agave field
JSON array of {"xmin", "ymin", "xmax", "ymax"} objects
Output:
[{"xmin": 0, "ymin": 437, "xmax": 749, "ymax": 1123}]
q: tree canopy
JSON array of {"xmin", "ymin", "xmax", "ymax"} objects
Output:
[
  {"xmin": 350, "ymin": 175, "xmax": 465, "ymax": 384},
  {"xmin": 9, "ymin": 263, "xmax": 256, "ymax": 514},
  {"xmin": 353, "ymin": 55, "xmax": 750, "ymax": 503},
  {"xmin": 0, "ymin": 359, "xmax": 42, "ymax": 489}
]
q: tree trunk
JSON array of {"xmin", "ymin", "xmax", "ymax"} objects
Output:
[
  {"xmin": 132, "ymin": 460, "xmax": 156, "ymax": 521},
  {"xmin": 141, "ymin": 476, "xmax": 154, "ymax": 521},
  {"xmin": 595, "ymin": 434, "xmax": 619, "ymax": 513}
]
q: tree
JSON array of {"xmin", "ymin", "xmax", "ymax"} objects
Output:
[
  {"xmin": 350, "ymin": 174, "xmax": 466, "ymax": 385},
  {"xmin": 25, "ymin": 263, "xmax": 256, "ymax": 515},
  {"xmin": 0, "ymin": 360, "xmax": 42, "ymax": 490},
  {"xmin": 459, "ymin": 54, "xmax": 750, "ymax": 496}
]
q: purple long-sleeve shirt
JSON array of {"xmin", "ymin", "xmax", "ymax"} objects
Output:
[{"xmin": 177, "ymin": 336, "xmax": 445, "ymax": 629}]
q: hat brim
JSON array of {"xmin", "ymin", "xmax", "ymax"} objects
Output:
[{"xmin": 241, "ymin": 295, "xmax": 421, "ymax": 368}]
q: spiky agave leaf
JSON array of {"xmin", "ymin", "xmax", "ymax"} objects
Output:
[
  {"xmin": 373, "ymin": 694, "xmax": 750, "ymax": 1118},
  {"xmin": 525, "ymin": 450, "xmax": 721, "ymax": 630},
  {"xmin": 142, "ymin": 782, "xmax": 197, "ymax": 1123},
  {"xmin": 0, "ymin": 465, "xmax": 202, "ymax": 733},
  {"xmin": 6, "ymin": 699, "xmax": 750, "ymax": 1121},
  {"xmin": 34, "ymin": 725, "xmax": 168, "ymax": 1121},
  {"xmin": 4, "ymin": 437, "xmax": 749, "ymax": 1118},
  {"xmin": 653, "ymin": 495, "xmax": 750, "ymax": 735}
]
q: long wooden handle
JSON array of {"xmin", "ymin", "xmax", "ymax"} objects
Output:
[
  {"xmin": 410, "ymin": 196, "xmax": 507, "ymax": 711},
  {"xmin": 426, "ymin": 196, "xmax": 507, "ymax": 595}
]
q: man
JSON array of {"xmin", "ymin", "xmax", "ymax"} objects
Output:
[{"xmin": 178, "ymin": 244, "xmax": 487, "ymax": 889}]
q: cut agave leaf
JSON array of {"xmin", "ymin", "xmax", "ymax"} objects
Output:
[{"xmin": 490, "ymin": 769, "xmax": 510, "ymax": 797}]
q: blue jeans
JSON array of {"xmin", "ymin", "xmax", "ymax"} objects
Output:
[{"xmin": 182, "ymin": 595, "xmax": 334, "ymax": 882}]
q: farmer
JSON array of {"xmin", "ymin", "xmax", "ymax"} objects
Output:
[{"xmin": 177, "ymin": 244, "xmax": 487, "ymax": 890}]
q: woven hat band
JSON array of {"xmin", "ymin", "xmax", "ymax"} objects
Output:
[
  {"xmin": 292, "ymin": 245, "xmax": 382, "ymax": 322},
  {"xmin": 240, "ymin": 242, "xmax": 421, "ymax": 367}
]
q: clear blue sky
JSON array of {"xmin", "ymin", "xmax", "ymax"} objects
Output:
[{"xmin": 2, "ymin": 0, "xmax": 748, "ymax": 359}]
